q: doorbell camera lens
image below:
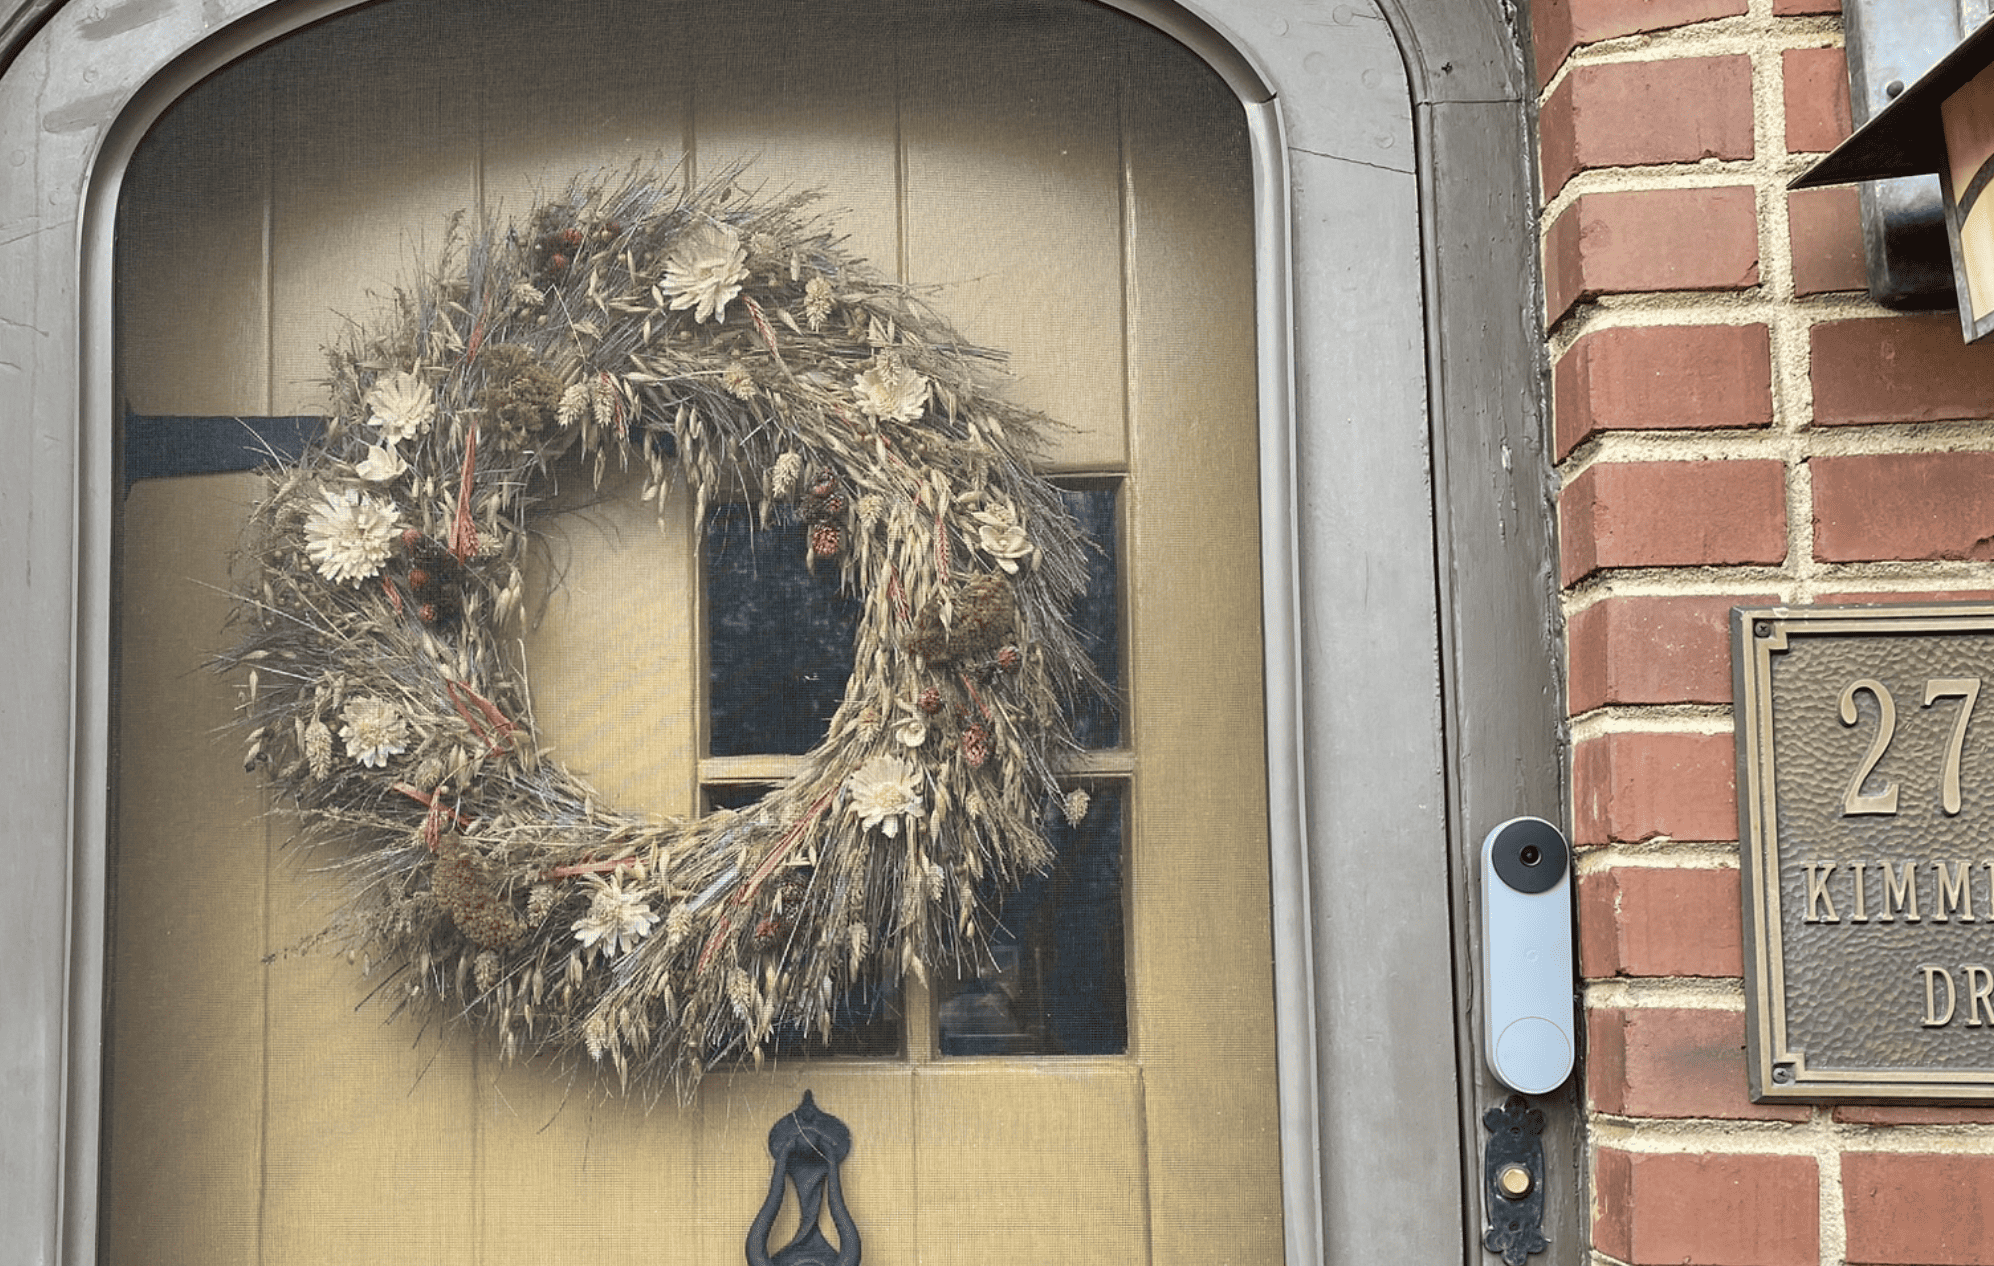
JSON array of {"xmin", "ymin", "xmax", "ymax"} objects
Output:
[{"xmin": 1490, "ymin": 818, "xmax": 1566, "ymax": 894}]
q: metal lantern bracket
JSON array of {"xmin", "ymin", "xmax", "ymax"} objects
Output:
[{"xmin": 1823, "ymin": 0, "xmax": 1993, "ymax": 308}]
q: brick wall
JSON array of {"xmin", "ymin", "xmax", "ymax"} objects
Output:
[{"xmin": 1535, "ymin": 0, "xmax": 1994, "ymax": 1261}]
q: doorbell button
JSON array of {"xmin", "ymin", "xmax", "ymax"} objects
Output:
[{"xmin": 1481, "ymin": 816, "xmax": 1575, "ymax": 1095}]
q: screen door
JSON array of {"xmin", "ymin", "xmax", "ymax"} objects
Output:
[{"xmin": 106, "ymin": 1, "xmax": 1280, "ymax": 1261}]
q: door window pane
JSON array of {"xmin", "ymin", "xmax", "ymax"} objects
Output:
[
  {"xmin": 938, "ymin": 781, "xmax": 1126, "ymax": 1055},
  {"xmin": 706, "ymin": 503, "xmax": 864, "ymax": 756}
]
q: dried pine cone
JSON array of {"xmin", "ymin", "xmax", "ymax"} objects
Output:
[{"xmin": 801, "ymin": 479, "xmax": 848, "ymax": 525}]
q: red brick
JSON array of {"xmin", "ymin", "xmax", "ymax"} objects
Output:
[
  {"xmin": 1560, "ymin": 460, "xmax": 1787, "ymax": 585},
  {"xmin": 1845, "ymin": 1153, "xmax": 1994, "ymax": 1264},
  {"xmin": 1813, "ymin": 452, "xmax": 1994, "ymax": 563},
  {"xmin": 1595, "ymin": 1149, "xmax": 1819, "ymax": 1266},
  {"xmin": 1773, "ymin": 0, "xmax": 1839, "ymax": 13},
  {"xmin": 1579, "ymin": 865, "xmax": 1746, "ymax": 976},
  {"xmin": 1784, "ymin": 47, "xmax": 1852, "ymax": 153},
  {"xmin": 1836, "ymin": 1104, "xmax": 1994, "ymax": 1125},
  {"xmin": 1533, "ymin": 0, "xmax": 1750, "ymax": 87},
  {"xmin": 1568, "ymin": 593, "xmax": 1775, "ymax": 711},
  {"xmin": 1789, "ymin": 187, "xmax": 1865, "ymax": 297},
  {"xmin": 1546, "ymin": 187, "xmax": 1760, "ymax": 323},
  {"xmin": 1811, "ymin": 315, "xmax": 1994, "ymax": 426},
  {"xmin": 1573, "ymin": 730, "xmax": 1738, "ymax": 845},
  {"xmin": 1554, "ymin": 324, "xmax": 1772, "ymax": 460},
  {"xmin": 1540, "ymin": 56, "xmax": 1754, "ymax": 199},
  {"xmin": 1588, "ymin": 1007, "xmax": 1809, "ymax": 1120}
]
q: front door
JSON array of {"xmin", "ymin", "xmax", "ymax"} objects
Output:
[{"xmin": 105, "ymin": 1, "xmax": 1282, "ymax": 1261}]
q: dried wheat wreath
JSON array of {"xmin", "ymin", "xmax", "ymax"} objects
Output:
[{"xmin": 224, "ymin": 169, "xmax": 1105, "ymax": 1096}]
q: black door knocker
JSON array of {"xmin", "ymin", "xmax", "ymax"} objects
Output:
[{"xmin": 746, "ymin": 1091, "xmax": 861, "ymax": 1266}]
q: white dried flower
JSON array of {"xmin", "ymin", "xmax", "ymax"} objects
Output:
[
  {"xmin": 893, "ymin": 697, "xmax": 928, "ymax": 748},
  {"xmin": 304, "ymin": 486, "xmax": 399, "ymax": 584},
  {"xmin": 853, "ymin": 355, "xmax": 930, "ymax": 423},
  {"xmin": 364, "ymin": 369, "xmax": 435, "ymax": 442},
  {"xmin": 354, "ymin": 442, "xmax": 408, "ymax": 482},
  {"xmin": 556, "ymin": 382, "xmax": 590, "ymax": 429},
  {"xmin": 662, "ymin": 220, "xmax": 749, "ymax": 324},
  {"xmin": 1062, "ymin": 788, "xmax": 1092, "ymax": 826},
  {"xmin": 971, "ymin": 497, "xmax": 1035, "ymax": 574},
  {"xmin": 846, "ymin": 754, "xmax": 924, "ymax": 838},
  {"xmin": 338, "ymin": 697, "xmax": 408, "ymax": 768},
  {"xmin": 571, "ymin": 873, "xmax": 658, "ymax": 958},
  {"xmin": 803, "ymin": 275, "xmax": 835, "ymax": 331}
]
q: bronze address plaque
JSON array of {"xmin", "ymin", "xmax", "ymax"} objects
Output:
[{"xmin": 1735, "ymin": 604, "xmax": 1994, "ymax": 1100}]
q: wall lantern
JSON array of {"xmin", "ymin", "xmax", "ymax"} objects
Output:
[{"xmin": 1797, "ymin": 14, "xmax": 1994, "ymax": 341}]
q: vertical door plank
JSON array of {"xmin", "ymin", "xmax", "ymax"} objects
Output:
[
  {"xmin": 104, "ymin": 476, "xmax": 270, "ymax": 1266},
  {"xmin": 516, "ymin": 471, "xmax": 701, "ymax": 818},
  {"xmin": 910, "ymin": 1063, "xmax": 1149, "ymax": 1265},
  {"xmin": 691, "ymin": 18, "xmax": 923, "ymax": 1263},
  {"xmin": 687, "ymin": 0, "xmax": 900, "ymax": 274},
  {"xmin": 259, "ymin": 9, "xmax": 485, "ymax": 1260},
  {"xmin": 109, "ymin": 53, "xmax": 275, "ymax": 1265},
  {"xmin": 486, "ymin": 479, "xmax": 702, "ymax": 1266},
  {"xmin": 474, "ymin": 2, "xmax": 702, "ymax": 1251},
  {"xmin": 898, "ymin": 0, "xmax": 1128, "ymax": 473},
  {"xmin": 266, "ymin": 1, "xmax": 482, "ymax": 415},
  {"xmin": 475, "ymin": 0, "xmax": 691, "ymax": 219},
  {"xmin": 256, "ymin": 877, "xmax": 481, "ymax": 1263},
  {"xmin": 1122, "ymin": 43, "xmax": 1283, "ymax": 1266},
  {"xmin": 475, "ymin": 1060, "xmax": 703, "ymax": 1266},
  {"xmin": 117, "ymin": 57, "xmax": 271, "ymax": 414}
]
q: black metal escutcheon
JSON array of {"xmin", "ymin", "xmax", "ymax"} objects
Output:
[
  {"xmin": 747, "ymin": 1091, "xmax": 861, "ymax": 1266},
  {"xmin": 1482, "ymin": 1094, "xmax": 1549, "ymax": 1265}
]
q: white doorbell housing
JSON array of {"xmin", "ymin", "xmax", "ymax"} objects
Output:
[{"xmin": 1481, "ymin": 816, "xmax": 1575, "ymax": 1095}]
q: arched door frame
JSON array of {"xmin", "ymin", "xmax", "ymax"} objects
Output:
[{"xmin": 0, "ymin": 0, "xmax": 1564, "ymax": 1261}]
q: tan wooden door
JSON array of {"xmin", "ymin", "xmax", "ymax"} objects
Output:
[{"xmin": 106, "ymin": 1, "xmax": 1277, "ymax": 1262}]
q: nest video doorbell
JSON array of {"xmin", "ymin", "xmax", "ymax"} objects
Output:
[{"xmin": 1481, "ymin": 817, "xmax": 1575, "ymax": 1095}]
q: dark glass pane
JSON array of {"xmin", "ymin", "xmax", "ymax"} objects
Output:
[
  {"xmin": 1060, "ymin": 485, "xmax": 1121, "ymax": 750},
  {"xmin": 705, "ymin": 504, "xmax": 863, "ymax": 756},
  {"xmin": 937, "ymin": 782, "xmax": 1126, "ymax": 1056},
  {"xmin": 707, "ymin": 488, "xmax": 1119, "ymax": 755},
  {"xmin": 703, "ymin": 784, "xmax": 901, "ymax": 1058}
]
